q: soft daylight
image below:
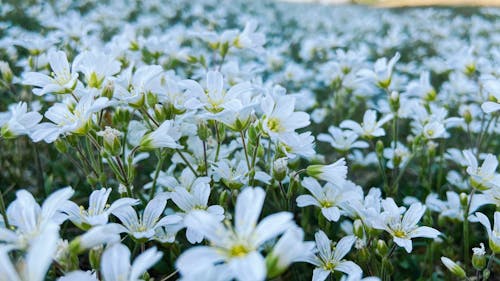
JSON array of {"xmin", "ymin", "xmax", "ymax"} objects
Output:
[{"xmin": 0, "ymin": 0, "xmax": 499, "ymax": 280}]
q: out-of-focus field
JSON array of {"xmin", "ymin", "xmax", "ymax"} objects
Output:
[
  {"xmin": 377, "ymin": 0, "xmax": 500, "ymax": 6},
  {"xmin": 282, "ymin": 0, "xmax": 500, "ymax": 6}
]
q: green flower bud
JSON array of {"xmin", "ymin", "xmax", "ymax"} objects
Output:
[
  {"xmin": 97, "ymin": 126, "xmax": 123, "ymax": 156},
  {"xmin": 463, "ymin": 109, "xmax": 472, "ymax": 124},
  {"xmin": 441, "ymin": 257, "xmax": 466, "ymax": 278},
  {"xmin": 55, "ymin": 139, "xmax": 69, "ymax": 153},
  {"xmin": 101, "ymin": 81, "xmax": 114, "ymax": 99},
  {"xmin": 390, "ymin": 91, "xmax": 400, "ymax": 113},
  {"xmin": 89, "ymin": 246, "xmax": 103, "ymax": 270},
  {"xmin": 273, "ymin": 158, "xmax": 288, "ymax": 182},
  {"xmin": 376, "ymin": 140, "xmax": 384, "ymax": 156},
  {"xmin": 376, "ymin": 239, "xmax": 388, "ymax": 257},
  {"xmin": 0, "ymin": 61, "xmax": 13, "ymax": 84},
  {"xmin": 197, "ymin": 121, "xmax": 210, "ymax": 141},
  {"xmin": 353, "ymin": 219, "xmax": 364, "ymax": 239},
  {"xmin": 472, "ymin": 243, "xmax": 486, "ymax": 270}
]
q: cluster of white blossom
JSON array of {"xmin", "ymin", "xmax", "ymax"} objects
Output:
[{"xmin": 0, "ymin": 0, "xmax": 499, "ymax": 280}]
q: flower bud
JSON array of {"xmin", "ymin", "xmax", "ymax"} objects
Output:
[
  {"xmin": 353, "ymin": 219, "xmax": 364, "ymax": 239},
  {"xmin": 390, "ymin": 91, "xmax": 400, "ymax": 112},
  {"xmin": 0, "ymin": 61, "xmax": 13, "ymax": 84},
  {"xmin": 463, "ymin": 109, "xmax": 472, "ymax": 124},
  {"xmin": 218, "ymin": 189, "xmax": 229, "ymax": 206},
  {"xmin": 197, "ymin": 121, "xmax": 210, "ymax": 141},
  {"xmin": 424, "ymin": 89, "xmax": 437, "ymax": 102},
  {"xmin": 89, "ymin": 246, "xmax": 103, "ymax": 270},
  {"xmin": 376, "ymin": 239, "xmax": 388, "ymax": 257},
  {"xmin": 376, "ymin": 140, "xmax": 384, "ymax": 156},
  {"xmin": 472, "ymin": 243, "xmax": 486, "ymax": 270},
  {"xmin": 55, "ymin": 139, "xmax": 69, "ymax": 153},
  {"xmin": 273, "ymin": 158, "xmax": 288, "ymax": 182},
  {"xmin": 97, "ymin": 126, "xmax": 123, "ymax": 156},
  {"xmin": 101, "ymin": 81, "xmax": 114, "ymax": 99},
  {"xmin": 459, "ymin": 192, "xmax": 468, "ymax": 207},
  {"xmin": 441, "ymin": 257, "xmax": 466, "ymax": 278}
]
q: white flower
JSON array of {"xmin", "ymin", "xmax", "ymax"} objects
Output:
[
  {"xmin": 317, "ymin": 126, "xmax": 368, "ymax": 152},
  {"xmin": 463, "ymin": 150, "xmax": 500, "ymax": 190},
  {"xmin": 1, "ymin": 102, "xmax": 42, "ymax": 138},
  {"xmin": 383, "ymin": 142, "xmax": 411, "ymax": 169},
  {"xmin": 176, "ymin": 187, "xmax": 294, "ymax": 281},
  {"xmin": 474, "ymin": 211, "xmax": 500, "ymax": 253},
  {"xmin": 357, "ymin": 53, "xmax": 400, "ymax": 88},
  {"xmin": 114, "ymin": 65, "xmax": 163, "ymax": 106},
  {"xmin": 31, "ymin": 93, "xmax": 110, "ymax": 143},
  {"xmin": 1, "ymin": 187, "xmax": 74, "ymax": 249},
  {"xmin": 303, "ymin": 231, "xmax": 362, "ymax": 281},
  {"xmin": 481, "ymin": 79, "xmax": 500, "ymax": 113},
  {"xmin": 0, "ymin": 222, "xmax": 59, "ymax": 281},
  {"xmin": 235, "ymin": 20, "xmax": 265, "ymax": 52},
  {"xmin": 340, "ymin": 110, "xmax": 392, "ymax": 138},
  {"xmin": 296, "ymin": 177, "xmax": 357, "ymax": 222},
  {"xmin": 372, "ymin": 199, "xmax": 440, "ymax": 253},
  {"xmin": 181, "ymin": 71, "xmax": 253, "ymax": 114},
  {"xmin": 425, "ymin": 191, "xmax": 490, "ymax": 221},
  {"xmin": 73, "ymin": 51, "xmax": 121, "ymax": 88},
  {"xmin": 279, "ymin": 132, "xmax": 316, "ymax": 159},
  {"xmin": 22, "ymin": 50, "xmax": 78, "ymax": 95},
  {"xmin": 140, "ymin": 120, "xmax": 182, "ymax": 149},
  {"xmin": 62, "ymin": 188, "xmax": 138, "ymax": 229},
  {"xmin": 422, "ymin": 121, "xmax": 445, "ymax": 139},
  {"xmin": 97, "ymin": 126, "xmax": 123, "ymax": 146},
  {"xmin": 101, "ymin": 243, "xmax": 162, "ymax": 281},
  {"xmin": 265, "ymin": 225, "xmax": 315, "ymax": 278},
  {"xmin": 170, "ymin": 183, "xmax": 225, "ymax": 244},
  {"xmin": 306, "ymin": 158, "xmax": 348, "ymax": 185},
  {"xmin": 261, "ymin": 94, "xmax": 310, "ymax": 139},
  {"xmin": 112, "ymin": 197, "xmax": 181, "ymax": 241}
]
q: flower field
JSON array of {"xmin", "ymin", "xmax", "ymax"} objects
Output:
[{"xmin": 0, "ymin": 0, "xmax": 499, "ymax": 280}]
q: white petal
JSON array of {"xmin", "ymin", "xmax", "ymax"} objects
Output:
[
  {"xmin": 312, "ymin": 268, "xmax": 330, "ymax": 281},
  {"xmin": 296, "ymin": 195, "xmax": 320, "ymax": 207},
  {"xmin": 394, "ymin": 237, "xmax": 413, "ymax": 253},
  {"xmin": 254, "ymin": 212, "xmax": 293, "ymax": 246},
  {"xmin": 101, "ymin": 243, "xmax": 131, "ymax": 281},
  {"xmin": 176, "ymin": 246, "xmax": 224, "ymax": 275},
  {"xmin": 335, "ymin": 261, "xmax": 362, "ymax": 277},
  {"xmin": 130, "ymin": 247, "xmax": 162, "ymax": 280},
  {"xmin": 228, "ymin": 251, "xmax": 266, "ymax": 281},
  {"xmin": 143, "ymin": 197, "xmax": 167, "ymax": 228},
  {"xmin": 235, "ymin": 187, "xmax": 265, "ymax": 239},
  {"xmin": 322, "ymin": 207, "xmax": 341, "ymax": 222},
  {"xmin": 410, "ymin": 226, "xmax": 440, "ymax": 239}
]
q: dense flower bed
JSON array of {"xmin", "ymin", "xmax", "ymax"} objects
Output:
[{"xmin": 0, "ymin": 0, "xmax": 499, "ymax": 280}]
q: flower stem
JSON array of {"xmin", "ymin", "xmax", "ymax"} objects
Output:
[
  {"xmin": 150, "ymin": 149, "xmax": 165, "ymax": 198},
  {"xmin": 463, "ymin": 188, "xmax": 476, "ymax": 271},
  {"xmin": 240, "ymin": 131, "xmax": 251, "ymax": 171}
]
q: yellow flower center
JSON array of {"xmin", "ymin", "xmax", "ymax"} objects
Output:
[
  {"xmin": 267, "ymin": 117, "xmax": 282, "ymax": 132},
  {"xmin": 393, "ymin": 229, "xmax": 406, "ymax": 238},
  {"xmin": 229, "ymin": 244, "xmax": 249, "ymax": 257}
]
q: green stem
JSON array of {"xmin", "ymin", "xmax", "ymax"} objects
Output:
[
  {"xmin": 240, "ymin": 131, "xmax": 251, "ymax": 171},
  {"xmin": 175, "ymin": 149, "xmax": 198, "ymax": 177},
  {"xmin": 464, "ymin": 188, "xmax": 476, "ymax": 271},
  {"xmin": 214, "ymin": 121, "xmax": 221, "ymax": 162},
  {"xmin": 150, "ymin": 150, "xmax": 165, "ymax": 198},
  {"xmin": 0, "ymin": 190, "xmax": 10, "ymax": 228}
]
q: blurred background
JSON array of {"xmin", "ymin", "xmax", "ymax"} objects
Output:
[{"xmin": 282, "ymin": 0, "xmax": 500, "ymax": 6}]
